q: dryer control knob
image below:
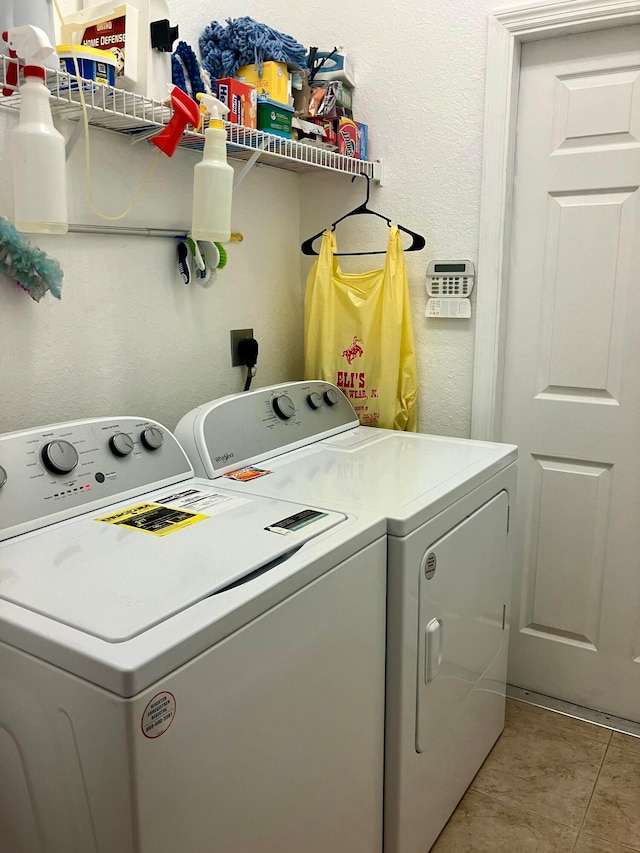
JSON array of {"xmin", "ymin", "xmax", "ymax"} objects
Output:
[
  {"xmin": 140, "ymin": 427, "xmax": 164, "ymax": 451},
  {"xmin": 110, "ymin": 433, "xmax": 134, "ymax": 457},
  {"xmin": 323, "ymin": 388, "xmax": 340, "ymax": 406},
  {"xmin": 0, "ymin": 465, "xmax": 7, "ymax": 488},
  {"xmin": 42, "ymin": 440, "xmax": 79, "ymax": 475},
  {"xmin": 307, "ymin": 392, "xmax": 323, "ymax": 410},
  {"xmin": 272, "ymin": 394, "xmax": 296, "ymax": 420}
]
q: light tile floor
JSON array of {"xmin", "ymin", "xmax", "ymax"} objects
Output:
[{"xmin": 431, "ymin": 698, "xmax": 640, "ymax": 852}]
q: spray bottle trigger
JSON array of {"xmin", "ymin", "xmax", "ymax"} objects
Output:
[{"xmin": 2, "ymin": 47, "xmax": 19, "ymax": 96}]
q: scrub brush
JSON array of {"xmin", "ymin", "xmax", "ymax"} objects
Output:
[
  {"xmin": 194, "ymin": 241, "xmax": 219, "ymax": 288},
  {"xmin": 215, "ymin": 242, "xmax": 227, "ymax": 269},
  {"xmin": 0, "ymin": 217, "xmax": 62, "ymax": 301},
  {"xmin": 177, "ymin": 239, "xmax": 191, "ymax": 284}
]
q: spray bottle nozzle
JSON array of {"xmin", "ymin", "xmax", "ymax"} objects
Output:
[
  {"xmin": 3, "ymin": 25, "xmax": 53, "ymax": 93},
  {"xmin": 4, "ymin": 26, "xmax": 53, "ymax": 64},
  {"xmin": 150, "ymin": 85, "xmax": 200, "ymax": 157},
  {"xmin": 197, "ymin": 93, "xmax": 230, "ymax": 128}
]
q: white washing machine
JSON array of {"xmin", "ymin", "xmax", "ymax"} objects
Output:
[
  {"xmin": 0, "ymin": 416, "xmax": 387, "ymax": 853},
  {"xmin": 176, "ymin": 381, "xmax": 518, "ymax": 853}
]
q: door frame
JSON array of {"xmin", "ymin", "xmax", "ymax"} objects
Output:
[{"xmin": 471, "ymin": 0, "xmax": 640, "ymax": 441}]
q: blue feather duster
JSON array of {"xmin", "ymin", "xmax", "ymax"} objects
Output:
[{"xmin": 0, "ymin": 217, "xmax": 63, "ymax": 301}]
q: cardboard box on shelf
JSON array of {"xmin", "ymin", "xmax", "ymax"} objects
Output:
[
  {"xmin": 333, "ymin": 81, "xmax": 353, "ymax": 110},
  {"xmin": 257, "ymin": 98, "xmax": 294, "ymax": 138},
  {"xmin": 216, "ymin": 78, "xmax": 257, "ymax": 128},
  {"xmin": 292, "ymin": 116, "xmax": 326, "ymax": 145},
  {"xmin": 311, "ymin": 117, "xmax": 337, "ymax": 148},
  {"xmin": 337, "ymin": 116, "xmax": 358, "ymax": 158},
  {"xmin": 292, "ymin": 69, "xmax": 311, "ymax": 116},
  {"xmin": 236, "ymin": 61, "xmax": 291, "ymax": 106},
  {"xmin": 307, "ymin": 48, "xmax": 355, "ymax": 87},
  {"xmin": 356, "ymin": 121, "xmax": 368, "ymax": 160}
]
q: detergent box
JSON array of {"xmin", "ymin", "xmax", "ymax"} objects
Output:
[
  {"xmin": 236, "ymin": 61, "xmax": 291, "ymax": 106},
  {"xmin": 337, "ymin": 116, "xmax": 358, "ymax": 157},
  {"xmin": 216, "ymin": 77, "xmax": 257, "ymax": 128},
  {"xmin": 257, "ymin": 98, "xmax": 294, "ymax": 138}
]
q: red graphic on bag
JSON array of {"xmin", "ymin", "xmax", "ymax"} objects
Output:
[{"xmin": 342, "ymin": 336, "xmax": 363, "ymax": 365}]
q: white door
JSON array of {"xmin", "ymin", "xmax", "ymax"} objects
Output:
[{"xmin": 502, "ymin": 25, "xmax": 640, "ymax": 721}]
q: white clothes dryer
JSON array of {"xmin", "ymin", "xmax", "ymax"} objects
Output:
[
  {"xmin": 0, "ymin": 416, "xmax": 387, "ymax": 853},
  {"xmin": 176, "ymin": 381, "xmax": 518, "ymax": 853}
]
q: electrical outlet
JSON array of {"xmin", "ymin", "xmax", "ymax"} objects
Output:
[{"xmin": 230, "ymin": 329, "xmax": 253, "ymax": 366}]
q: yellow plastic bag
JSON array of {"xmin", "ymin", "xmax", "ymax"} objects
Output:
[{"xmin": 304, "ymin": 226, "xmax": 417, "ymax": 431}]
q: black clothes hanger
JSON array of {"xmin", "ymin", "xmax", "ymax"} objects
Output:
[{"xmin": 300, "ymin": 175, "xmax": 426, "ymax": 257}]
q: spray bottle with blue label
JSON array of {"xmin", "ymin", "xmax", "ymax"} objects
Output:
[{"xmin": 4, "ymin": 25, "xmax": 68, "ymax": 234}]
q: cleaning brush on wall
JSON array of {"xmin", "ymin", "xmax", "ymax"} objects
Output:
[{"xmin": 0, "ymin": 217, "xmax": 63, "ymax": 301}]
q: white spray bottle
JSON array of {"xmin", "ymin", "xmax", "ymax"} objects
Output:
[
  {"xmin": 191, "ymin": 94, "xmax": 233, "ymax": 243},
  {"xmin": 4, "ymin": 25, "xmax": 68, "ymax": 234}
]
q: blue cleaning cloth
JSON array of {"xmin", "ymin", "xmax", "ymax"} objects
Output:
[{"xmin": 199, "ymin": 16, "xmax": 306, "ymax": 79}]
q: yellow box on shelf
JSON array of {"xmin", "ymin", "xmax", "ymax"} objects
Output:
[{"xmin": 236, "ymin": 61, "xmax": 290, "ymax": 105}]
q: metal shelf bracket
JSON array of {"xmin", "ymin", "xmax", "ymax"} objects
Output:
[{"xmin": 233, "ymin": 138, "xmax": 269, "ymax": 188}]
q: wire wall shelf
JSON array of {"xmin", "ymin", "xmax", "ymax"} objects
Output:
[{"xmin": 0, "ymin": 55, "xmax": 382, "ymax": 182}]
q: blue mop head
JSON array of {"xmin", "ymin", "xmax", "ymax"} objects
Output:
[
  {"xmin": 0, "ymin": 217, "xmax": 63, "ymax": 301},
  {"xmin": 199, "ymin": 17, "xmax": 307, "ymax": 79}
]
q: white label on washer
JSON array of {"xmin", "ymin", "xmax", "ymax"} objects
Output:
[
  {"xmin": 155, "ymin": 488, "xmax": 250, "ymax": 515},
  {"xmin": 141, "ymin": 691, "xmax": 176, "ymax": 739}
]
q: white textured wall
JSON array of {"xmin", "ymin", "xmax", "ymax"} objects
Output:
[{"xmin": 1, "ymin": 0, "xmax": 519, "ymax": 436}]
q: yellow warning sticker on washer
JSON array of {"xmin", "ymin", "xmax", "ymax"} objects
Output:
[{"xmin": 96, "ymin": 502, "xmax": 207, "ymax": 536}]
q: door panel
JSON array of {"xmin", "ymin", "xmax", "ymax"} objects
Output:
[
  {"xmin": 553, "ymin": 68, "xmax": 640, "ymax": 151},
  {"xmin": 524, "ymin": 455, "xmax": 612, "ymax": 646},
  {"xmin": 538, "ymin": 191, "xmax": 631, "ymax": 397},
  {"xmin": 502, "ymin": 26, "xmax": 640, "ymax": 721}
]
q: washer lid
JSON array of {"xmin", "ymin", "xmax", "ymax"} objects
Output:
[{"xmin": 0, "ymin": 484, "xmax": 346, "ymax": 642}]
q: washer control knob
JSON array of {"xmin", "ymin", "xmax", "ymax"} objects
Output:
[
  {"xmin": 0, "ymin": 465, "xmax": 7, "ymax": 489},
  {"xmin": 140, "ymin": 427, "xmax": 164, "ymax": 451},
  {"xmin": 272, "ymin": 394, "xmax": 296, "ymax": 420},
  {"xmin": 323, "ymin": 388, "xmax": 340, "ymax": 406},
  {"xmin": 307, "ymin": 392, "xmax": 323, "ymax": 410},
  {"xmin": 110, "ymin": 433, "xmax": 134, "ymax": 457},
  {"xmin": 41, "ymin": 440, "xmax": 79, "ymax": 475}
]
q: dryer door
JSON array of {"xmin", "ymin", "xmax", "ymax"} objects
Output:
[{"xmin": 415, "ymin": 490, "xmax": 509, "ymax": 752}]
